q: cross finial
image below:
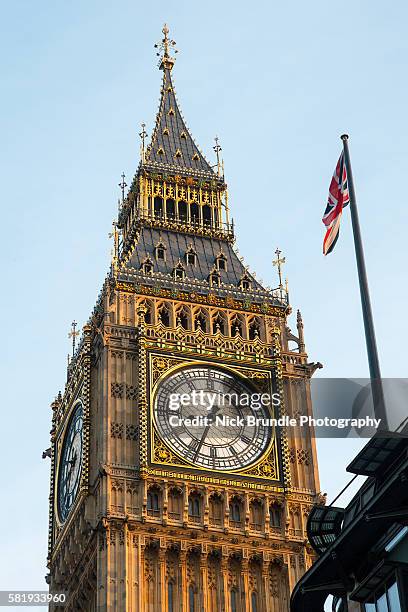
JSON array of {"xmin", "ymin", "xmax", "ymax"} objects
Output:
[
  {"xmin": 139, "ymin": 123, "xmax": 148, "ymax": 163},
  {"xmin": 118, "ymin": 172, "xmax": 127, "ymax": 205},
  {"xmin": 154, "ymin": 24, "xmax": 178, "ymax": 70},
  {"xmin": 213, "ymin": 136, "xmax": 222, "ymax": 177},
  {"xmin": 272, "ymin": 247, "xmax": 286, "ymax": 288},
  {"xmin": 68, "ymin": 320, "xmax": 80, "ymax": 357}
]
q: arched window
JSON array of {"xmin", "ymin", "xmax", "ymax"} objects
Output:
[
  {"xmin": 190, "ymin": 202, "xmax": 199, "ymax": 224},
  {"xmin": 154, "ymin": 241, "xmax": 166, "ymax": 262},
  {"xmin": 251, "ymin": 592, "xmax": 258, "ymax": 612},
  {"xmin": 269, "ymin": 504, "xmax": 282, "ymax": 528},
  {"xmin": 178, "ymin": 200, "xmax": 188, "ymax": 222},
  {"xmin": 168, "ymin": 487, "xmax": 183, "ymax": 520},
  {"xmin": 202, "ymin": 204, "xmax": 212, "ymax": 225},
  {"xmin": 231, "ymin": 589, "xmax": 238, "ymax": 612},
  {"xmin": 166, "ymin": 198, "xmax": 175, "ymax": 219},
  {"xmin": 188, "ymin": 585, "xmax": 195, "ymax": 612},
  {"xmin": 168, "ymin": 582, "xmax": 174, "ymax": 612},
  {"xmin": 250, "ymin": 499, "xmax": 263, "ymax": 531},
  {"xmin": 188, "ymin": 494, "xmax": 201, "ymax": 523},
  {"xmin": 216, "ymin": 253, "xmax": 227, "ymax": 271},
  {"xmin": 209, "ymin": 493, "xmax": 223, "ymax": 526},
  {"xmin": 239, "ymin": 274, "xmax": 251, "ymax": 291},
  {"xmin": 230, "ymin": 497, "xmax": 243, "ymax": 526},
  {"xmin": 194, "ymin": 311, "xmax": 208, "ymax": 332},
  {"xmin": 154, "ymin": 196, "xmax": 163, "ymax": 218},
  {"xmin": 212, "ymin": 314, "xmax": 225, "ymax": 335},
  {"xmin": 147, "ymin": 488, "xmax": 160, "ymax": 517},
  {"xmin": 158, "ymin": 306, "xmax": 170, "ymax": 327},
  {"xmin": 249, "ymin": 319, "xmax": 260, "ymax": 340},
  {"xmin": 141, "ymin": 302, "xmax": 152, "ymax": 324},
  {"xmin": 209, "ymin": 270, "xmax": 221, "ymax": 287},
  {"xmin": 231, "ymin": 317, "xmax": 242, "ymax": 337},
  {"xmin": 176, "ymin": 308, "xmax": 189, "ymax": 330},
  {"xmin": 173, "ymin": 263, "xmax": 185, "ymax": 281},
  {"xmin": 185, "ymin": 246, "xmax": 197, "ymax": 265},
  {"xmin": 141, "ymin": 258, "xmax": 153, "ymax": 276}
]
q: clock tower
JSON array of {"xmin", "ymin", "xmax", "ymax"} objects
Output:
[{"xmin": 47, "ymin": 25, "xmax": 322, "ymax": 612}]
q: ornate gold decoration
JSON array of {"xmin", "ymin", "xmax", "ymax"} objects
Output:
[
  {"xmin": 116, "ymin": 281, "xmax": 286, "ymax": 317},
  {"xmin": 152, "ymin": 428, "xmax": 191, "ymax": 467},
  {"xmin": 240, "ymin": 444, "xmax": 278, "ymax": 480},
  {"xmin": 151, "ymin": 355, "xmax": 181, "ymax": 385}
]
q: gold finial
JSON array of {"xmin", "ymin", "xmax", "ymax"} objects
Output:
[
  {"xmin": 118, "ymin": 172, "xmax": 127, "ymax": 206},
  {"xmin": 213, "ymin": 136, "xmax": 222, "ymax": 177},
  {"xmin": 68, "ymin": 320, "xmax": 80, "ymax": 357},
  {"xmin": 272, "ymin": 247, "xmax": 286, "ymax": 288},
  {"xmin": 154, "ymin": 24, "xmax": 178, "ymax": 70},
  {"xmin": 109, "ymin": 220, "xmax": 120, "ymax": 277},
  {"xmin": 139, "ymin": 123, "xmax": 148, "ymax": 162}
]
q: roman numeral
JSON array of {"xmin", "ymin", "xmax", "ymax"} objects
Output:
[{"xmin": 188, "ymin": 439, "xmax": 199, "ymax": 450}]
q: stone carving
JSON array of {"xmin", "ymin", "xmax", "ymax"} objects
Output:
[
  {"xmin": 111, "ymin": 382, "xmax": 124, "ymax": 399},
  {"xmin": 110, "ymin": 422, "xmax": 124, "ymax": 439}
]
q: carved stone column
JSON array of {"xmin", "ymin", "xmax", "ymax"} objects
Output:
[
  {"xmin": 244, "ymin": 492, "xmax": 250, "ymax": 535},
  {"xmin": 163, "ymin": 481, "xmax": 168, "ymax": 525},
  {"xmin": 203, "ymin": 486, "xmax": 209, "ymax": 530},
  {"xmin": 261, "ymin": 556, "xmax": 271, "ymax": 612},
  {"xmin": 221, "ymin": 553, "xmax": 230, "ymax": 612},
  {"xmin": 241, "ymin": 555, "xmax": 251, "ymax": 611},
  {"xmin": 179, "ymin": 547, "xmax": 188, "ymax": 611},
  {"xmin": 159, "ymin": 545, "xmax": 166, "ymax": 610},
  {"xmin": 183, "ymin": 483, "xmax": 189, "ymax": 527},
  {"xmin": 199, "ymin": 548, "xmax": 209, "ymax": 612},
  {"xmin": 224, "ymin": 491, "xmax": 230, "ymax": 532}
]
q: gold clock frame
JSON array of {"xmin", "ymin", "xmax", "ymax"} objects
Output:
[{"xmin": 147, "ymin": 352, "xmax": 282, "ymax": 483}]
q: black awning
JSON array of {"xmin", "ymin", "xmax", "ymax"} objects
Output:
[{"xmin": 347, "ymin": 435, "xmax": 406, "ymax": 476}]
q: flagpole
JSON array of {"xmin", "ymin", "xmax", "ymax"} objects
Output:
[{"xmin": 340, "ymin": 134, "xmax": 388, "ymax": 431}]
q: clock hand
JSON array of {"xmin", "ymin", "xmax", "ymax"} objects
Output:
[{"xmin": 193, "ymin": 404, "xmax": 223, "ymax": 461}]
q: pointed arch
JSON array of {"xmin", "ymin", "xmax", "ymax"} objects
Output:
[
  {"xmin": 212, "ymin": 311, "xmax": 227, "ymax": 335},
  {"xmin": 193, "ymin": 308, "xmax": 209, "ymax": 332},
  {"xmin": 175, "ymin": 304, "xmax": 190, "ymax": 330}
]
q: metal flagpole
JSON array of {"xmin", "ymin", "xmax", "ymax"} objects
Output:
[{"xmin": 340, "ymin": 134, "xmax": 388, "ymax": 431}]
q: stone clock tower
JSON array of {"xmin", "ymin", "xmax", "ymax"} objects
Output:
[{"xmin": 47, "ymin": 25, "xmax": 322, "ymax": 612}]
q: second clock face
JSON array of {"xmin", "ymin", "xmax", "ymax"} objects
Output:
[
  {"xmin": 153, "ymin": 365, "xmax": 272, "ymax": 471},
  {"xmin": 57, "ymin": 402, "xmax": 83, "ymax": 522}
]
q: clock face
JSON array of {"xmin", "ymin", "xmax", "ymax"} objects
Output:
[
  {"xmin": 153, "ymin": 366, "xmax": 272, "ymax": 471},
  {"xmin": 57, "ymin": 402, "xmax": 83, "ymax": 522}
]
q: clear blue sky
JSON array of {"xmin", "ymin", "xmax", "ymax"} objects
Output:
[{"xmin": 1, "ymin": 0, "xmax": 407, "ymax": 601}]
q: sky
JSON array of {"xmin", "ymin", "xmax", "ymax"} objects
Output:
[{"xmin": 1, "ymin": 0, "xmax": 407, "ymax": 605}]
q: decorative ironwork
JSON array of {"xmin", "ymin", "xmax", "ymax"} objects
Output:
[
  {"xmin": 68, "ymin": 321, "xmax": 80, "ymax": 357},
  {"xmin": 154, "ymin": 24, "xmax": 178, "ymax": 69},
  {"xmin": 272, "ymin": 248, "xmax": 286, "ymax": 289}
]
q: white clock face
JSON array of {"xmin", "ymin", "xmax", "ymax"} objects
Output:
[
  {"xmin": 153, "ymin": 366, "xmax": 272, "ymax": 471},
  {"xmin": 57, "ymin": 402, "xmax": 83, "ymax": 522}
]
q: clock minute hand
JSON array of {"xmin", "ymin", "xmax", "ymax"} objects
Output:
[{"xmin": 193, "ymin": 404, "xmax": 222, "ymax": 461}]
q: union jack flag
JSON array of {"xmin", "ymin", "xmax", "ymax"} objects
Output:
[{"xmin": 322, "ymin": 151, "xmax": 350, "ymax": 255}]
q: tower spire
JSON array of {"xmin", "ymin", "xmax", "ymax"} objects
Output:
[{"xmin": 142, "ymin": 25, "xmax": 215, "ymax": 178}]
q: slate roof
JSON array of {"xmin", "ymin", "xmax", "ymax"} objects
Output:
[
  {"xmin": 143, "ymin": 67, "xmax": 216, "ymax": 178},
  {"xmin": 116, "ymin": 227, "xmax": 284, "ymax": 305},
  {"xmin": 127, "ymin": 227, "xmax": 258, "ymax": 284}
]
